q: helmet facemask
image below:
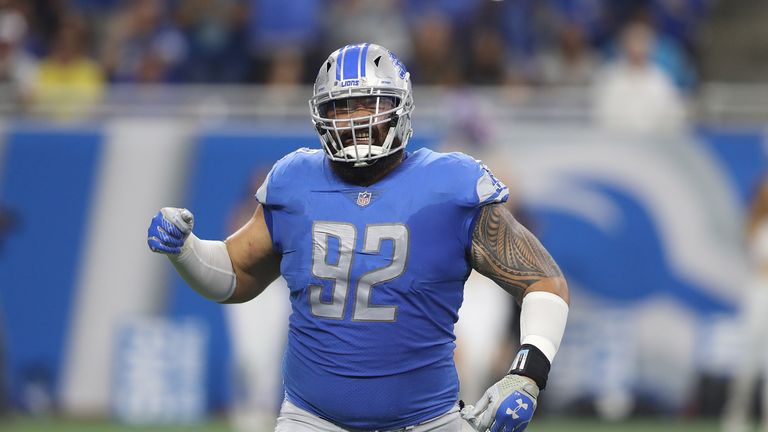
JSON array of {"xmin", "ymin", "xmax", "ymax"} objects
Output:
[
  {"xmin": 312, "ymin": 91, "xmax": 411, "ymax": 167},
  {"xmin": 314, "ymin": 95, "xmax": 402, "ymax": 166}
]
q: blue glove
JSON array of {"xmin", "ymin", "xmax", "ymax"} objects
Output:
[
  {"xmin": 461, "ymin": 374, "xmax": 539, "ymax": 432},
  {"xmin": 147, "ymin": 207, "xmax": 194, "ymax": 254}
]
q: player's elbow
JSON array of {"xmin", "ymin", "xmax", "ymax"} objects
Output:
[
  {"xmin": 223, "ymin": 238, "xmax": 281, "ymax": 303},
  {"xmin": 526, "ymin": 276, "xmax": 569, "ymax": 305},
  {"xmin": 219, "ymin": 275, "xmax": 273, "ymax": 304}
]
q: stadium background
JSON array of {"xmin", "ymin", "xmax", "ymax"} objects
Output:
[{"xmin": 0, "ymin": 1, "xmax": 767, "ymax": 431}]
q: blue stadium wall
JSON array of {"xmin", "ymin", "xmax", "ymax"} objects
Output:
[{"xmin": 0, "ymin": 120, "xmax": 764, "ymax": 416}]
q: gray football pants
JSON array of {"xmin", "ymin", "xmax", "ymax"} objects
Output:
[{"xmin": 275, "ymin": 399, "xmax": 465, "ymax": 432}]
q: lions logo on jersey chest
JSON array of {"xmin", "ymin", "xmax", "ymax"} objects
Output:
[{"xmin": 356, "ymin": 191, "xmax": 372, "ymax": 207}]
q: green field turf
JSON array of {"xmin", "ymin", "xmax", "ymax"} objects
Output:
[{"xmin": 0, "ymin": 417, "xmax": 725, "ymax": 432}]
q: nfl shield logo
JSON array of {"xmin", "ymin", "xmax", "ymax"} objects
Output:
[{"xmin": 356, "ymin": 191, "xmax": 372, "ymax": 207}]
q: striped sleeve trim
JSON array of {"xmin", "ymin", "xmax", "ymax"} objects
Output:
[
  {"xmin": 255, "ymin": 167, "xmax": 273, "ymax": 204},
  {"xmin": 475, "ymin": 164, "xmax": 509, "ymax": 205}
]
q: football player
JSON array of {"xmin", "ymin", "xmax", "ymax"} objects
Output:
[{"xmin": 147, "ymin": 43, "xmax": 569, "ymax": 432}]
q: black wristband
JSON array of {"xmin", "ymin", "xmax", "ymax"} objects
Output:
[{"xmin": 508, "ymin": 344, "xmax": 551, "ymax": 390}]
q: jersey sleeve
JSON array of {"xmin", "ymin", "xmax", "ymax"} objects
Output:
[
  {"xmin": 446, "ymin": 152, "xmax": 509, "ymax": 254},
  {"xmin": 255, "ymin": 165, "xmax": 276, "ymax": 206},
  {"xmin": 451, "ymin": 153, "xmax": 509, "ymax": 208},
  {"xmin": 255, "ymin": 147, "xmax": 322, "ymax": 207},
  {"xmin": 254, "ymin": 148, "xmax": 322, "ymax": 251}
]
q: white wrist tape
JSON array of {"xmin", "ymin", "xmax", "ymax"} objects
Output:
[
  {"xmin": 167, "ymin": 233, "xmax": 236, "ymax": 302},
  {"xmin": 520, "ymin": 291, "xmax": 569, "ymax": 363}
]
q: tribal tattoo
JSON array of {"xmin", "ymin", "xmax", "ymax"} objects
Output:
[{"xmin": 471, "ymin": 204, "xmax": 563, "ymax": 302}]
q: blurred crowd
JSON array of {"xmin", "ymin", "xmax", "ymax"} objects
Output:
[{"xmin": 0, "ymin": 0, "xmax": 710, "ymax": 124}]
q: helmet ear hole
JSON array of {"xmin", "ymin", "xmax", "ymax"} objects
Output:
[
  {"xmin": 374, "ymin": 56, "xmax": 381, "ymax": 67},
  {"xmin": 389, "ymin": 115, "xmax": 399, "ymax": 128}
]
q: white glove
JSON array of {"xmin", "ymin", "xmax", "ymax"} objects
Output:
[
  {"xmin": 147, "ymin": 207, "xmax": 194, "ymax": 254},
  {"xmin": 461, "ymin": 374, "xmax": 539, "ymax": 432}
]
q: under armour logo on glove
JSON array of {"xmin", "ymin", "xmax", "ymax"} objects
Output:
[
  {"xmin": 461, "ymin": 375, "xmax": 538, "ymax": 432},
  {"xmin": 506, "ymin": 398, "xmax": 530, "ymax": 420}
]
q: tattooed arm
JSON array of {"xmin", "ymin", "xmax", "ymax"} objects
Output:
[
  {"xmin": 462, "ymin": 202, "xmax": 570, "ymax": 430},
  {"xmin": 470, "ymin": 203, "xmax": 569, "ymax": 305},
  {"xmin": 463, "ymin": 203, "xmax": 569, "ymax": 429}
]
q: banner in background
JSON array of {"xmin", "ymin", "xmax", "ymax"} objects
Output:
[{"xmin": 0, "ymin": 121, "xmax": 764, "ymax": 417}]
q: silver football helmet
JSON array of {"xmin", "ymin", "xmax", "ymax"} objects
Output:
[{"xmin": 310, "ymin": 43, "xmax": 414, "ymax": 165}]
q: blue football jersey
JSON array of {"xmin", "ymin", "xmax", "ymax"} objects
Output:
[{"xmin": 256, "ymin": 147, "xmax": 508, "ymax": 430}]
